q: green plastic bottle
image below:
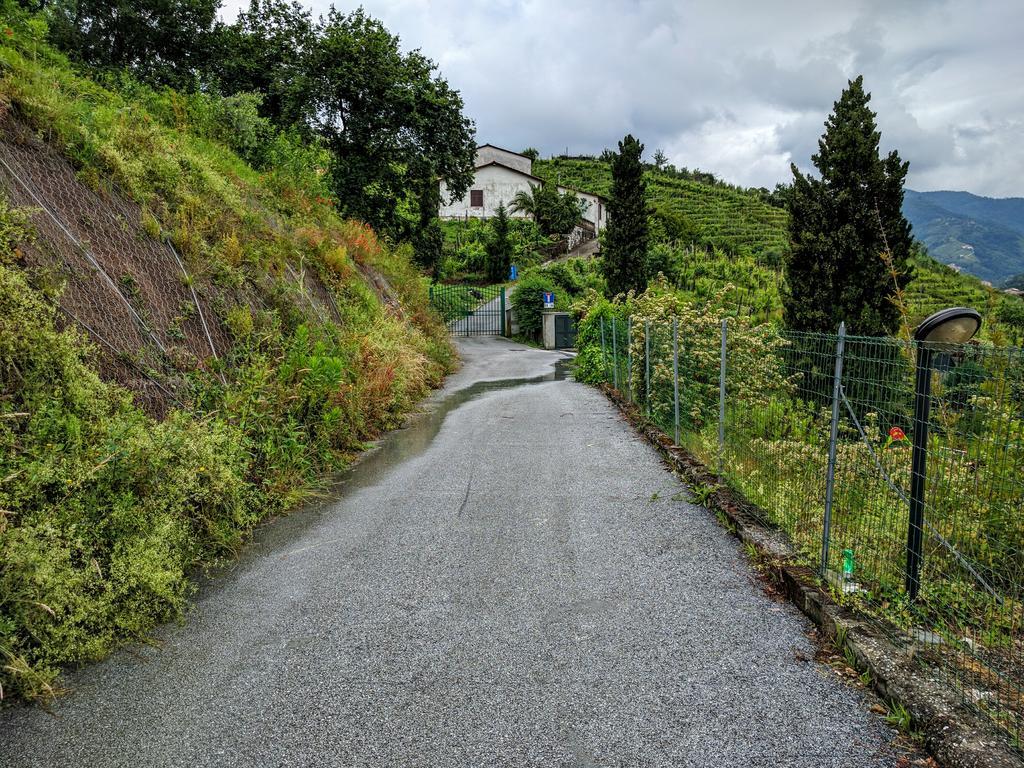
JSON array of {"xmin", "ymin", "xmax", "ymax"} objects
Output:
[{"xmin": 842, "ymin": 549, "xmax": 855, "ymax": 580}]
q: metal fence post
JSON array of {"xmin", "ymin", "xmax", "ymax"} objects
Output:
[
  {"xmin": 626, "ymin": 317, "xmax": 632, "ymax": 402},
  {"xmin": 672, "ymin": 317, "xmax": 680, "ymax": 445},
  {"xmin": 718, "ymin": 317, "xmax": 727, "ymax": 474},
  {"xmin": 821, "ymin": 322, "xmax": 846, "ymax": 577},
  {"xmin": 907, "ymin": 344, "xmax": 935, "ymax": 601},
  {"xmin": 600, "ymin": 317, "xmax": 607, "ymax": 382},
  {"xmin": 500, "ymin": 287, "xmax": 506, "ymax": 337},
  {"xmin": 612, "ymin": 316, "xmax": 619, "ymax": 390},
  {"xmin": 644, "ymin": 320, "xmax": 651, "ymax": 416}
]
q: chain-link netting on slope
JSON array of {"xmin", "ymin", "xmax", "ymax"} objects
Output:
[
  {"xmin": 0, "ymin": 116, "xmax": 340, "ymax": 416},
  {"xmin": 599, "ymin": 314, "xmax": 1024, "ymax": 746}
]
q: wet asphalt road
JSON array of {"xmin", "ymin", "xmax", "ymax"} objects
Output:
[{"xmin": 0, "ymin": 337, "xmax": 901, "ymax": 767}]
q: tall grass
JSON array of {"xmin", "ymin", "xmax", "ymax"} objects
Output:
[{"xmin": 0, "ymin": 12, "xmax": 454, "ymax": 701}]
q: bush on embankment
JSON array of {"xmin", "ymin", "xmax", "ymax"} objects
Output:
[{"xmin": 0, "ymin": 13, "xmax": 454, "ymax": 701}]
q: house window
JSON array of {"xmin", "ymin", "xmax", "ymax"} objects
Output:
[{"xmin": 470, "ymin": 189, "xmax": 484, "ymax": 208}]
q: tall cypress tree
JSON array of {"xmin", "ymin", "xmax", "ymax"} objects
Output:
[
  {"xmin": 785, "ymin": 76, "xmax": 913, "ymax": 336},
  {"xmin": 603, "ymin": 135, "xmax": 650, "ymax": 297}
]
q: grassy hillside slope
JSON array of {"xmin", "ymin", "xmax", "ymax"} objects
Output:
[
  {"xmin": 535, "ymin": 157, "xmax": 788, "ymax": 260},
  {"xmin": 534, "ymin": 156, "xmax": 1024, "ymax": 343},
  {"xmin": 0, "ymin": 15, "xmax": 453, "ymax": 700}
]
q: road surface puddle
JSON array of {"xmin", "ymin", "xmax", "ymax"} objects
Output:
[
  {"xmin": 207, "ymin": 356, "xmax": 574, "ymax": 573},
  {"xmin": 340, "ymin": 357, "xmax": 573, "ymax": 493}
]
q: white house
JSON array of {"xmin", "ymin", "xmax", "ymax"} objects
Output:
[
  {"xmin": 566, "ymin": 188, "xmax": 606, "ymax": 234},
  {"xmin": 439, "ymin": 144, "xmax": 607, "ymax": 234}
]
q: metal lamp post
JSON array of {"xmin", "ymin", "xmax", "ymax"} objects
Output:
[{"xmin": 906, "ymin": 307, "xmax": 982, "ymax": 600}]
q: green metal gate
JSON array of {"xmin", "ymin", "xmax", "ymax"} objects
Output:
[
  {"xmin": 554, "ymin": 314, "xmax": 577, "ymax": 348},
  {"xmin": 429, "ymin": 284, "xmax": 506, "ymax": 336}
]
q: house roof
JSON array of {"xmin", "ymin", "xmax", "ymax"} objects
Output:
[
  {"xmin": 447, "ymin": 155, "xmax": 608, "ymax": 203},
  {"xmin": 557, "ymin": 183, "xmax": 607, "ymax": 202},
  {"xmin": 473, "ymin": 160, "xmax": 545, "ymax": 183},
  {"xmin": 475, "ymin": 143, "xmax": 607, "ymax": 201},
  {"xmin": 470, "ymin": 162, "xmax": 608, "ymax": 202},
  {"xmin": 476, "ymin": 143, "xmax": 531, "ymax": 159}
]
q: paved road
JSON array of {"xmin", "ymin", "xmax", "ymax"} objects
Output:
[
  {"xmin": 542, "ymin": 236, "xmax": 600, "ymax": 267},
  {"xmin": 0, "ymin": 338, "xmax": 901, "ymax": 767}
]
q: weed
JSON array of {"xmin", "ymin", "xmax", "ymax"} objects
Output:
[
  {"xmin": 714, "ymin": 507, "xmax": 737, "ymax": 534},
  {"xmin": 140, "ymin": 208, "xmax": 162, "ymax": 240},
  {"xmin": 0, "ymin": 18, "xmax": 456, "ymax": 703},
  {"xmin": 884, "ymin": 701, "xmax": 914, "ymax": 734},
  {"xmin": 691, "ymin": 481, "xmax": 718, "ymax": 506},
  {"xmin": 835, "ymin": 625, "xmax": 849, "ymax": 649},
  {"xmin": 843, "ymin": 644, "xmax": 859, "ymax": 671}
]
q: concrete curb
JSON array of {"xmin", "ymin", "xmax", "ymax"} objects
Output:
[{"xmin": 601, "ymin": 385, "xmax": 1023, "ymax": 768}]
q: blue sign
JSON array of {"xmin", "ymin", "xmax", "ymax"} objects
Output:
[
  {"xmin": 509, "ymin": 264, "xmax": 518, "ymax": 281},
  {"xmin": 542, "ymin": 291, "xmax": 555, "ymax": 308}
]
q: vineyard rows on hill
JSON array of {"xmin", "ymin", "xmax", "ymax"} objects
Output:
[
  {"xmin": 534, "ymin": 158, "xmax": 789, "ymax": 260},
  {"xmin": 533, "ymin": 157, "xmax": 1024, "ymax": 343}
]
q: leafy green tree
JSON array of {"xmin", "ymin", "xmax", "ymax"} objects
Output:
[
  {"xmin": 18, "ymin": 1, "xmax": 478, "ymax": 255},
  {"xmin": 312, "ymin": 9, "xmax": 476, "ymax": 238},
  {"xmin": 650, "ymin": 206, "xmax": 696, "ymax": 244},
  {"xmin": 602, "ymin": 134, "xmax": 650, "ymax": 297},
  {"xmin": 213, "ymin": 0, "xmax": 317, "ymax": 130},
  {"xmin": 652, "ymin": 149, "xmax": 668, "ymax": 169},
  {"xmin": 485, "ymin": 204, "xmax": 513, "ymax": 283},
  {"xmin": 548, "ymin": 189, "xmax": 586, "ymax": 235},
  {"xmin": 508, "ymin": 186, "xmax": 540, "ymax": 220},
  {"xmin": 764, "ymin": 182, "xmax": 792, "ymax": 210},
  {"xmin": 39, "ymin": 0, "xmax": 219, "ymax": 87},
  {"xmin": 413, "ymin": 185, "xmax": 444, "ymax": 275},
  {"xmin": 785, "ymin": 76, "xmax": 913, "ymax": 335}
]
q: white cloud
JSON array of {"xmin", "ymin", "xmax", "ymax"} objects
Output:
[
  {"xmin": 663, "ymin": 115, "xmax": 793, "ymax": 189},
  {"xmin": 219, "ymin": 0, "xmax": 1024, "ymax": 197}
]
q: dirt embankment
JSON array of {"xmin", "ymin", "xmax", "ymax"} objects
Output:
[{"xmin": 0, "ymin": 115, "xmax": 346, "ymax": 415}]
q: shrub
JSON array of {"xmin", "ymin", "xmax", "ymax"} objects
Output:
[
  {"xmin": 0, "ymin": 259, "xmax": 248, "ymax": 698},
  {"xmin": 573, "ymin": 277, "xmax": 791, "ymax": 430},
  {"xmin": 544, "ymin": 258, "xmax": 605, "ymax": 297},
  {"xmin": 0, "ymin": 22, "xmax": 455, "ymax": 702},
  {"xmin": 571, "ymin": 291, "xmax": 623, "ymax": 383},
  {"xmin": 511, "ymin": 271, "xmax": 557, "ymax": 340}
]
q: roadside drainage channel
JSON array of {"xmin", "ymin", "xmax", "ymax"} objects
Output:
[{"xmin": 601, "ymin": 385, "xmax": 1023, "ymax": 768}]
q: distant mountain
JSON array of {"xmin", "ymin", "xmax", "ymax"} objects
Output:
[{"xmin": 903, "ymin": 189, "xmax": 1024, "ymax": 284}]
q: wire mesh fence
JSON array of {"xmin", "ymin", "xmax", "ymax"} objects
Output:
[
  {"xmin": 0, "ymin": 115, "xmax": 341, "ymax": 416},
  {"xmin": 596, "ymin": 312, "xmax": 1024, "ymax": 745}
]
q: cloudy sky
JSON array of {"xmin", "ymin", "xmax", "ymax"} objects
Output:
[{"xmin": 221, "ymin": 0, "xmax": 1024, "ymax": 197}]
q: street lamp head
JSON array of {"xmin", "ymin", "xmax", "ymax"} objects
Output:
[{"xmin": 913, "ymin": 307, "xmax": 982, "ymax": 347}]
